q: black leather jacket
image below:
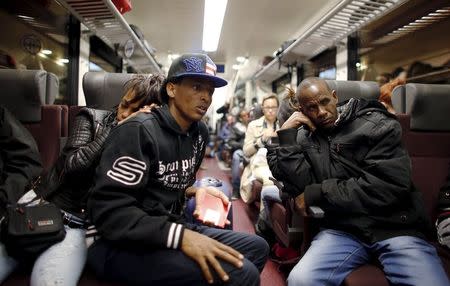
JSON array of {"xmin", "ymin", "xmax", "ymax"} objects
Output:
[
  {"xmin": 437, "ymin": 167, "xmax": 450, "ymax": 221},
  {"xmin": 268, "ymin": 99, "xmax": 430, "ymax": 243},
  {"xmin": 37, "ymin": 107, "xmax": 116, "ymax": 218},
  {"xmin": 0, "ymin": 106, "xmax": 42, "ymax": 219}
]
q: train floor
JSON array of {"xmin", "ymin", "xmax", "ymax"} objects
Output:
[{"xmin": 198, "ymin": 157, "xmax": 287, "ymax": 286}]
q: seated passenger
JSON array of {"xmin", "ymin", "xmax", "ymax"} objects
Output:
[
  {"xmin": 87, "ymin": 53, "xmax": 269, "ymax": 286},
  {"xmin": 228, "ymin": 109, "xmax": 250, "ymax": 200},
  {"xmin": 0, "ymin": 105, "xmax": 42, "ymax": 283},
  {"xmin": 437, "ymin": 165, "xmax": 450, "ymax": 248},
  {"xmin": 0, "ymin": 74, "xmax": 165, "ymax": 285},
  {"xmin": 241, "ymin": 94, "xmax": 281, "ymax": 239},
  {"xmin": 267, "ymin": 77, "xmax": 449, "ymax": 286}
]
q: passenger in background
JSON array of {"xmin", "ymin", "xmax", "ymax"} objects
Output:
[
  {"xmin": 0, "ymin": 106, "xmax": 42, "ymax": 283},
  {"xmin": 241, "ymin": 94, "xmax": 281, "ymax": 239},
  {"xmin": 267, "ymin": 77, "xmax": 449, "ymax": 286},
  {"xmin": 379, "ymin": 73, "xmax": 406, "ymax": 114},
  {"xmin": 0, "ymin": 74, "xmax": 165, "ymax": 286},
  {"xmin": 217, "ymin": 114, "xmax": 235, "ymax": 164},
  {"xmin": 87, "ymin": 53, "xmax": 268, "ymax": 286},
  {"xmin": 278, "ymin": 87, "xmax": 299, "ymax": 126},
  {"xmin": 375, "ymin": 72, "xmax": 392, "ymax": 86},
  {"xmin": 228, "ymin": 108, "xmax": 250, "ymax": 200},
  {"xmin": 437, "ymin": 166, "xmax": 450, "ymax": 249}
]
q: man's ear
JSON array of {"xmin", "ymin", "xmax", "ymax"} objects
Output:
[
  {"xmin": 332, "ymin": 90, "xmax": 338, "ymax": 102},
  {"xmin": 166, "ymin": 82, "xmax": 176, "ymax": 99}
]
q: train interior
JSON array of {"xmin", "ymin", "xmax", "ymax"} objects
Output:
[{"xmin": 0, "ymin": 0, "xmax": 450, "ymax": 285}]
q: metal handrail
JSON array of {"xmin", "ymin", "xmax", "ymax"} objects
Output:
[{"xmin": 58, "ymin": 0, "xmax": 162, "ymax": 74}]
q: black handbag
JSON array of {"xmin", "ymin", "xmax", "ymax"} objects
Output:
[{"xmin": 4, "ymin": 197, "xmax": 66, "ymax": 261}]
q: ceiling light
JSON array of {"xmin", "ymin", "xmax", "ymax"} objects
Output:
[
  {"xmin": 168, "ymin": 53, "xmax": 180, "ymax": 61},
  {"xmin": 202, "ymin": 0, "xmax": 228, "ymax": 52},
  {"xmin": 59, "ymin": 59, "xmax": 69, "ymax": 64},
  {"xmin": 41, "ymin": 49, "xmax": 52, "ymax": 55},
  {"xmin": 236, "ymin": 56, "xmax": 246, "ymax": 63},
  {"xmin": 232, "ymin": 64, "xmax": 242, "ymax": 70}
]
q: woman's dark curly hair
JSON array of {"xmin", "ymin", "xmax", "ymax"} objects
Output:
[{"xmin": 124, "ymin": 74, "xmax": 166, "ymax": 106}]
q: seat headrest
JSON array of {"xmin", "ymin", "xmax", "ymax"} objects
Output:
[
  {"xmin": 391, "ymin": 85, "xmax": 406, "ymax": 113},
  {"xmin": 406, "ymin": 83, "xmax": 450, "ymax": 131},
  {"xmin": 83, "ymin": 72, "xmax": 135, "ymax": 109},
  {"xmin": 325, "ymin": 80, "xmax": 380, "ymax": 103},
  {"xmin": 46, "ymin": 72, "xmax": 59, "ymax": 104},
  {"xmin": 0, "ymin": 69, "xmax": 46, "ymax": 122}
]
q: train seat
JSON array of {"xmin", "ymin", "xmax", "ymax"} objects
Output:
[
  {"xmin": 82, "ymin": 71, "xmax": 134, "ymax": 110},
  {"xmin": 0, "ymin": 69, "xmax": 65, "ymax": 171},
  {"xmin": 325, "ymin": 80, "xmax": 380, "ymax": 102},
  {"xmin": 344, "ymin": 83, "xmax": 450, "ymax": 285},
  {"xmin": 67, "ymin": 72, "xmax": 135, "ymax": 133},
  {"xmin": 391, "ymin": 84, "xmax": 406, "ymax": 113}
]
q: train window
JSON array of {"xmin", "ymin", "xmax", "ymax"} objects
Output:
[{"xmin": 0, "ymin": 0, "xmax": 70, "ymax": 104}]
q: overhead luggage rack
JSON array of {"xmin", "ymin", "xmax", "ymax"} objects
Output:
[
  {"xmin": 254, "ymin": 0, "xmax": 406, "ymax": 81},
  {"xmin": 58, "ymin": 0, "xmax": 162, "ymax": 74}
]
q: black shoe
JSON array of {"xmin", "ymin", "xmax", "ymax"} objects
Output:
[
  {"xmin": 231, "ymin": 189, "xmax": 240, "ymax": 201},
  {"xmin": 254, "ymin": 220, "xmax": 276, "ymax": 245}
]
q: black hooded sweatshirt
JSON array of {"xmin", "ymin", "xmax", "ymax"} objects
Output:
[{"xmin": 88, "ymin": 105, "xmax": 207, "ymax": 250}]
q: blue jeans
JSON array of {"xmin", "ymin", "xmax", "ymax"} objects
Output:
[
  {"xmin": 31, "ymin": 226, "xmax": 87, "ymax": 286},
  {"xmin": 0, "ymin": 226, "xmax": 87, "ymax": 286},
  {"xmin": 288, "ymin": 229, "xmax": 449, "ymax": 286},
  {"xmin": 0, "ymin": 242, "xmax": 18, "ymax": 284},
  {"xmin": 259, "ymin": 185, "xmax": 282, "ymax": 227},
  {"xmin": 88, "ymin": 224, "xmax": 269, "ymax": 286},
  {"xmin": 231, "ymin": 149, "xmax": 243, "ymax": 191}
]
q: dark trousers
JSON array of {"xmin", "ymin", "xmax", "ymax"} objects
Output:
[{"xmin": 87, "ymin": 225, "xmax": 269, "ymax": 286}]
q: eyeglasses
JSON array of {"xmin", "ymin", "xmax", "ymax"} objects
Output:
[{"xmin": 263, "ymin": 106, "xmax": 278, "ymax": 111}]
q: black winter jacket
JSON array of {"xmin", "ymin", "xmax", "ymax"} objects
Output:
[
  {"xmin": 0, "ymin": 106, "xmax": 42, "ymax": 219},
  {"xmin": 88, "ymin": 105, "xmax": 208, "ymax": 250},
  {"xmin": 37, "ymin": 107, "xmax": 115, "ymax": 218},
  {"xmin": 267, "ymin": 99, "xmax": 430, "ymax": 243}
]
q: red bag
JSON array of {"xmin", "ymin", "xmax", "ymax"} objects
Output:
[
  {"xmin": 112, "ymin": 0, "xmax": 132, "ymax": 14},
  {"xmin": 270, "ymin": 242, "xmax": 301, "ymax": 265}
]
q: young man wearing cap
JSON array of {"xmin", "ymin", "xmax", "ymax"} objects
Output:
[{"xmin": 87, "ymin": 53, "xmax": 269, "ymax": 286}]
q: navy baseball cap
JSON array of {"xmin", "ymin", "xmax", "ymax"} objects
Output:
[{"xmin": 167, "ymin": 53, "xmax": 227, "ymax": 88}]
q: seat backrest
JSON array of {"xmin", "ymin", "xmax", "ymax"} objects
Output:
[
  {"xmin": 0, "ymin": 69, "xmax": 66, "ymax": 171},
  {"xmin": 325, "ymin": 80, "xmax": 379, "ymax": 103},
  {"xmin": 46, "ymin": 72, "xmax": 59, "ymax": 105},
  {"xmin": 401, "ymin": 85, "xmax": 450, "ymax": 221},
  {"xmin": 0, "ymin": 69, "xmax": 46, "ymax": 122},
  {"xmin": 82, "ymin": 72, "xmax": 134, "ymax": 109},
  {"xmin": 405, "ymin": 83, "xmax": 450, "ymax": 131},
  {"xmin": 391, "ymin": 85, "xmax": 406, "ymax": 113}
]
